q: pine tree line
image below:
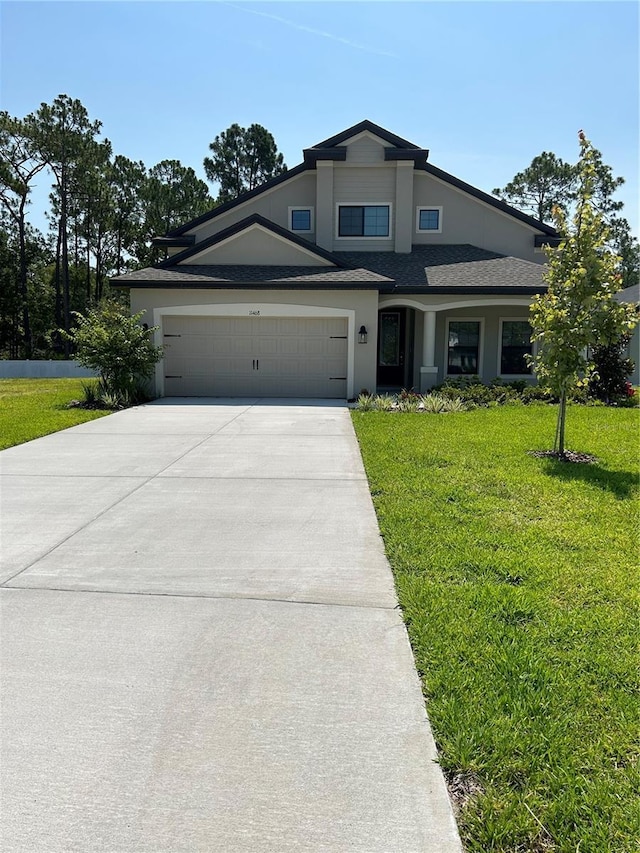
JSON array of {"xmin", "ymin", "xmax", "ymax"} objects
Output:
[{"xmin": 0, "ymin": 96, "xmax": 287, "ymax": 359}]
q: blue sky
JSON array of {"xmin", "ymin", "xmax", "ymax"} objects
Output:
[{"xmin": 1, "ymin": 1, "xmax": 638, "ymax": 236}]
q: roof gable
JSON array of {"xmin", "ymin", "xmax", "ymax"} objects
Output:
[
  {"xmin": 165, "ymin": 121, "xmax": 559, "ymax": 239},
  {"xmin": 311, "ymin": 120, "xmax": 422, "ymax": 150},
  {"xmin": 160, "ymin": 215, "xmax": 349, "ymax": 269}
]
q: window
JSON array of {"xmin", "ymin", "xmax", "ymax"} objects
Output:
[
  {"xmin": 289, "ymin": 207, "xmax": 313, "ymax": 232},
  {"xmin": 416, "ymin": 207, "xmax": 442, "ymax": 232},
  {"xmin": 447, "ymin": 320, "xmax": 481, "ymax": 375},
  {"xmin": 500, "ymin": 320, "xmax": 533, "ymax": 375},
  {"xmin": 338, "ymin": 205, "xmax": 390, "ymax": 237}
]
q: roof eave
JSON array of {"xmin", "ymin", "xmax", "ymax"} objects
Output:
[
  {"xmin": 151, "ymin": 235, "xmax": 196, "ymax": 248},
  {"xmin": 386, "ymin": 285, "xmax": 547, "ymax": 295},
  {"xmin": 109, "ymin": 280, "xmax": 384, "ymax": 291}
]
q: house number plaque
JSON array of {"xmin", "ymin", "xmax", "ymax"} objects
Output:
[{"xmin": 249, "ymin": 310, "xmax": 260, "ymax": 316}]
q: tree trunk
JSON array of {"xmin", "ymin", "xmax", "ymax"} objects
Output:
[
  {"xmin": 60, "ymin": 165, "xmax": 71, "ymax": 358},
  {"xmin": 556, "ymin": 388, "xmax": 567, "ymax": 455},
  {"xmin": 54, "ymin": 223, "xmax": 63, "ymax": 329},
  {"xmin": 17, "ymin": 198, "xmax": 32, "ymax": 358}
]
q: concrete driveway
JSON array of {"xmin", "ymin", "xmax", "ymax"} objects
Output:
[{"xmin": 0, "ymin": 399, "xmax": 461, "ymax": 852}]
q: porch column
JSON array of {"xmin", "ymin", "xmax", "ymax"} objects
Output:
[{"xmin": 420, "ymin": 310, "xmax": 439, "ymax": 392}]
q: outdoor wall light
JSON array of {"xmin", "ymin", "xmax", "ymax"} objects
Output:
[{"xmin": 358, "ymin": 325, "xmax": 368, "ymax": 344}]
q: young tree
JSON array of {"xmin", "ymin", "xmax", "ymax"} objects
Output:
[
  {"xmin": 529, "ymin": 131, "xmax": 638, "ymax": 455},
  {"xmin": 203, "ymin": 123, "xmax": 287, "ymax": 203},
  {"xmin": 492, "ymin": 152, "xmax": 575, "ymax": 224}
]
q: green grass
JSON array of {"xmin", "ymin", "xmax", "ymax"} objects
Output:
[
  {"xmin": 352, "ymin": 404, "xmax": 639, "ymax": 853},
  {"xmin": 0, "ymin": 378, "xmax": 111, "ymax": 449}
]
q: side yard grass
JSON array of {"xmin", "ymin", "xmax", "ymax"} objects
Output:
[
  {"xmin": 0, "ymin": 378, "xmax": 110, "ymax": 450},
  {"xmin": 352, "ymin": 404, "xmax": 639, "ymax": 853}
]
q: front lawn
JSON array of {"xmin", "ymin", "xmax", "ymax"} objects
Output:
[
  {"xmin": 352, "ymin": 404, "xmax": 639, "ymax": 853},
  {"xmin": 0, "ymin": 378, "xmax": 110, "ymax": 450}
]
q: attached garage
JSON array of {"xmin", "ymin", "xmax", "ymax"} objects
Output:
[{"xmin": 162, "ymin": 315, "xmax": 348, "ymax": 398}]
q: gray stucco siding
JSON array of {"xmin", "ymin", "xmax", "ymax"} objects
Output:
[
  {"xmin": 189, "ymin": 173, "xmax": 318, "ymax": 244},
  {"xmin": 413, "ymin": 172, "xmax": 543, "ymax": 264}
]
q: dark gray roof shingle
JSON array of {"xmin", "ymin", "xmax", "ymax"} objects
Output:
[
  {"xmin": 338, "ymin": 245, "xmax": 546, "ymax": 292},
  {"xmin": 111, "ymin": 264, "xmax": 390, "ymax": 287},
  {"xmin": 111, "ymin": 245, "xmax": 546, "ymax": 293}
]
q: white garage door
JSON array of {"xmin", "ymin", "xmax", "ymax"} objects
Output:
[{"xmin": 162, "ymin": 316, "xmax": 348, "ymax": 398}]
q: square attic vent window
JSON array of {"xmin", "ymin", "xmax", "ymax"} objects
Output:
[
  {"xmin": 417, "ymin": 207, "xmax": 442, "ymax": 232},
  {"xmin": 290, "ymin": 208, "xmax": 313, "ymax": 232}
]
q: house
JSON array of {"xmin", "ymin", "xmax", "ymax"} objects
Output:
[{"xmin": 111, "ymin": 120, "xmax": 563, "ymax": 399}]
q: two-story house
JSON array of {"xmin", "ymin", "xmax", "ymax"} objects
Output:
[{"xmin": 112, "ymin": 120, "xmax": 561, "ymax": 399}]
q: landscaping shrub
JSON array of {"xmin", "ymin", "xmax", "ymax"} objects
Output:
[
  {"xmin": 355, "ymin": 377, "xmax": 637, "ymax": 413},
  {"xmin": 589, "ymin": 335, "xmax": 635, "ymax": 404},
  {"xmin": 64, "ymin": 302, "xmax": 163, "ymax": 407}
]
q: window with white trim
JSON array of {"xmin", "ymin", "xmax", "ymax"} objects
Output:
[
  {"xmin": 416, "ymin": 206, "xmax": 442, "ymax": 233},
  {"xmin": 337, "ymin": 204, "xmax": 391, "ymax": 238},
  {"xmin": 447, "ymin": 320, "xmax": 481, "ymax": 375},
  {"xmin": 500, "ymin": 320, "xmax": 533, "ymax": 375},
  {"xmin": 289, "ymin": 207, "xmax": 313, "ymax": 232}
]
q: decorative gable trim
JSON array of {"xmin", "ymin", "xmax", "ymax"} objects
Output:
[
  {"xmin": 303, "ymin": 147, "xmax": 347, "ymax": 165},
  {"xmin": 156, "ymin": 214, "xmax": 354, "ymax": 269},
  {"xmin": 311, "ymin": 120, "xmax": 422, "ymax": 150}
]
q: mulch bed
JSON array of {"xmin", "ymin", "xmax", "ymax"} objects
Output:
[{"xmin": 528, "ymin": 449, "xmax": 598, "ymax": 464}]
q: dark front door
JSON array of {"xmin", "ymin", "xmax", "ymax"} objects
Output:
[{"xmin": 377, "ymin": 309, "xmax": 406, "ymax": 386}]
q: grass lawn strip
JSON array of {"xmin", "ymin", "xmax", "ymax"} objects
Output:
[
  {"xmin": 352, "ymin": 405, "xmax": 639, "ymax": 853},
  {"xmin": 0, "ymin": 378, "xmax": 110, "ymax": 449}
]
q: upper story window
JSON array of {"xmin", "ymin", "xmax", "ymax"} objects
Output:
[
  {"xmin": 500, "ymin": 320, "xmax": 533, "ymax": 375},
  {"xmin": 289, "ymin": 207, "xmax": 313, "ymax": 232},
  {"xmin": 416, "ymin": 206, "xmax": 442, "ymax": 233},
  {"xmin": 337, "ymin": 204, "xmax": 391, "ymax": 238}
]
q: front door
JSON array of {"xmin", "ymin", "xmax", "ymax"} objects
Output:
[{"xmin": 377, "ymin": 309, "xmax": 406, "ymax": 387}]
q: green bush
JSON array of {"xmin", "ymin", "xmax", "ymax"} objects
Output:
[
  {"xmin": 373, "ymin": 394, "xmax": 396, "ymax": 411},
  {"xmin": 64, "ymin": 302, "xmax": 163, "ymax": 407},
  {"xmin": 589, "ymin": 335, "xmax": 635, "ymax": 403},
  {"xmin": 356, "ymin": 392, "xmax": 375, "ymax": 411}
]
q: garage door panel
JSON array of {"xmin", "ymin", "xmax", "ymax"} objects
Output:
[{"xmin": 162, "ymin": 316, "xmax": 348, "ymax": 398}]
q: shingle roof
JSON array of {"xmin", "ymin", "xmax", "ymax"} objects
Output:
[
  {"xmin": 337, "ymin": 245, "xmax": 547, "ymax": 293},
  {"xmin": 111, "ymin": 244, "xmax": 546, "ymax": 293},
  {"xmin": 110, "ymin": 264, "xmax": 389, "ymax": 288},
  {"xmin": 616, "ymin": 283, "xmax": 640, "ymax": 304}
]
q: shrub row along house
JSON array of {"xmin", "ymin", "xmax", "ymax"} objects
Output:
[{"xmin": 112, "ymin": 119, "xmax": 622, "ymax": 399}]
